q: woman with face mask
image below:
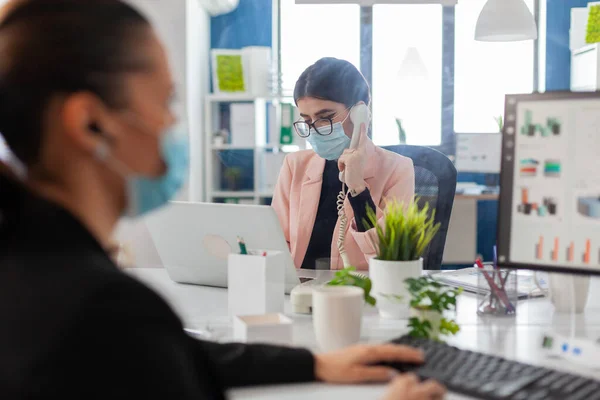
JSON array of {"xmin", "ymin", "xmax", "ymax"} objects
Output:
[
  {"xmin": 0, "ymin": 1, "xmax": 445, "ymax": 399},
  {"xmin": 272, "ymin": 58, "xmax": 416, "ymax": 270}
]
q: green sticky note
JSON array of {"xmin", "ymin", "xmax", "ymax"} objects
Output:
[{"xmin": 216, "ymin": 55, "xmax": 245, "ymax": 92}]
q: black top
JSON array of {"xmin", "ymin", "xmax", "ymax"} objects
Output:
[
  {"xmin": 0, "ymin": 173, "xmax": 315, "ymax": 399},
  {"xmin": 301, "ymin": 160, "xmax": 376, "ymax": 269}
]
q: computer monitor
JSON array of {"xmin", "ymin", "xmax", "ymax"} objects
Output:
[{"xmin": 497, "ymin": 92, "xmax": 600, "ymax": 275}]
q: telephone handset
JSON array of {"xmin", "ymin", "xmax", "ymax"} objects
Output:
[{"xmin": 337, "ymin": 103, "xmax": 370, "ymax": 268}]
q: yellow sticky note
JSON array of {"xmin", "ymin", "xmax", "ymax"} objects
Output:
[{"xmin": 216, "ymin": 54, "xmax": 246, "ymax": 92}]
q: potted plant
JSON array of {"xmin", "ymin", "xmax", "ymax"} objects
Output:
[
  {"xmin": 366, "ymin": 198, "xmax": 440, "ymax": 319},
  {"xmin": 405, "ymin": 276, "xmax": 461, "ymax": 341},
  {"xmin": 224, "ymin": 167, "xmax": 242, "ymax": 191},
  {"xmin": 213, "ymin": 129, "xmax": 229, "ymax": 146},
  {"xmin": 327, "ymin": 266, "xmax": 376, "ymax": 306}
]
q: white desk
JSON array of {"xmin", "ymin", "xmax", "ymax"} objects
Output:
[{"xmin": 125, "ymin": 268, "xmax": 600, "ymax": 399}]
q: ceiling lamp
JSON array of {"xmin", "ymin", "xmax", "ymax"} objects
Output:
[{"xmin": 474, "ymin": 0, "xmax": 537, "ymax": 42}]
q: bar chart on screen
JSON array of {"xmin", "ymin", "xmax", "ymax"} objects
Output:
[{"xmin": 531, "ymin": 236, "xmax": 599, "ymax": 265}]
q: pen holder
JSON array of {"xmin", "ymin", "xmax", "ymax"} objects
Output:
[
  {"xmin": 476, "ymin": 267, "xmax": 518, "ymax": 317},
  {"xmin": 228, "ymin": 250, "xmax": 285, "ymax": 317}
]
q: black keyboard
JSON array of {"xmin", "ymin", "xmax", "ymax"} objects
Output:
[{"xmin": 386, "ymin": 335, "xmax": 600, "ymax": 400}]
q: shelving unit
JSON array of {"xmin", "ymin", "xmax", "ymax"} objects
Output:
[{"xmin": 203, "ymin": 94, "xmax": 305, "ymax": 204}]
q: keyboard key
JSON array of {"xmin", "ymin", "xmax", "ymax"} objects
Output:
[
  {"xmin": 570, "ymin": 383, "xmax": 599, "ymax": 400},
  {"xmin": 528, "ymin": 388, "xmax": 550, "ymax": 400},
  {"xmin": 513, "ymin": 390, "xmax": 529, "ymax": 400},
  {"xmin": 537, "ymin": 371, "xmax": 561, "ymax": 387},
  {"xmin": 550, "ymin": 373, "xmax": 574, "ymax": 391},
  {"xmin": 564, "ymin": 377, "xmax": 588, "ymax": 394}
]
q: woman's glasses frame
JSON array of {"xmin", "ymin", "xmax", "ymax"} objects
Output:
[{"xmin": 293, "ymin": 108, "xmax": 350, "ymax": 138}]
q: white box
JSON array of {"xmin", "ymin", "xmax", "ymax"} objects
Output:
[
  {"xmin": 230, "ymin": 103, "xmax": 255, "ymax": 147},
  {"xmin": 233, "ymin": 313, "xmax": 293, "ymax": 345},
  {"xmin": 228, "ymin": 251, "xmax": 285, "ymax": 317},
  {"xmin": 242, "ymin": 46, "xmax": 272, "ymax": 97}
]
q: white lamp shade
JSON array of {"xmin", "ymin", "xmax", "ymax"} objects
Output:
[
  {"xmin": 197, "ymin": 0, "xmax": 239, "ymax": 16},
  {"xmin": 398, "ymin": 47, "xmax": 428, "ymax": 80},
  {"xmin": 474, "ymin": 0, "xmax": 537, "ymax": 42}
]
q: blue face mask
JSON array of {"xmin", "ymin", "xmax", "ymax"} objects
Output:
[
  {"xmin": 94, "ymin": 117, "xmax": 189, "ymax": 218},
  {"xmin": 306, "ymin": 121, "xmax": 351, "ymax": 160},
  {"xmin": 125, "ymin": 131, "xmax": 189, "ymax": 218}
]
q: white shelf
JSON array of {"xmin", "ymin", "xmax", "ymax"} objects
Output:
[
  {"xmin": 206, "ymin": 93, "xmax": 292, "ymax": 103},
  {"xmin": 210, "ymin": 191, "xmax": 255, "ymax": 198},
  {"xmin": 211, "ymin": 144, "xmax": 280, "ymax": 150},
  {"xmin": 258, "ymin": 191, "xmax": 275, "ymax": 198}
]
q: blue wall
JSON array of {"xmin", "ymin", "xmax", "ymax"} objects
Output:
[
  {"xmin": 545, "ymin": 0, "xmax": 593, "ymax": 91},
  {"xmin": 211, "ymin": 0, "xmax": 272, "ymax": 49}
]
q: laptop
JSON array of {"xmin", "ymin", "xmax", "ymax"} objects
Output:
[{"xmin": 144, "ymin": 201, "xmax": 306, "ymax": 293}]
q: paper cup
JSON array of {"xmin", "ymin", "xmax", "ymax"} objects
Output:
[{"xmin": 312, "ymin": 286, "xmax": 363, "ymax": 351}]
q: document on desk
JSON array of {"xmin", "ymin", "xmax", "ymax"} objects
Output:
[{"xmin": 432, "ymin": 268, "xmax": 547, "ymax": 299}]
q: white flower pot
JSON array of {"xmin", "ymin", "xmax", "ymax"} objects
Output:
[
  {"xmin": 369, "ymin": 258, "xmax": 423, "ymax": 319},
  {"xmin": 410, "ymin": 308, "xmax": 443, "ymax": 339}
]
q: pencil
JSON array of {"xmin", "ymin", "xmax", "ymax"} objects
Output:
[{"xmin": 237, "ymin": 236, "xmax": 248, "ymax": 255}]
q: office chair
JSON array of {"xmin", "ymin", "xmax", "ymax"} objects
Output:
[{"xmin": 383, "ymin": 145, "xmax": 457, "ymax": 270}]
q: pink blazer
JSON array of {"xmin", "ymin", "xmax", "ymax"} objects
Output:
[{"xmin": 272, "ymin": 139, "xmax": 415, "ymax": 270}]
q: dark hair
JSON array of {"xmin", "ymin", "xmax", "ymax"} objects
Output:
[
  {"xmin": 0, "ymin": 0, "xmax": 152, "ymax": 166},
  {"xmin": 293, "ymin": 57, "xmax": 371, "ymax": 108}
]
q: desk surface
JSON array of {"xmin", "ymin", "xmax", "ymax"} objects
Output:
[
  {"xmin": 455, "ymin": 193, "xmax": 499, "ymax": 201},
  {"xmin": 125, "ymin": 268, "xmax": 600, "ymax": 399}
]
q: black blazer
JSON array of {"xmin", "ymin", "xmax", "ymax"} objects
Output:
[{"xmin": 0, "ymin": 173, "xmax": 315, "ymax": 399}]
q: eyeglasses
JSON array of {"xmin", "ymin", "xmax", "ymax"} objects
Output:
[{"xmin": 293, "ymin": 109, "xmax": 349, "ymax": 138}]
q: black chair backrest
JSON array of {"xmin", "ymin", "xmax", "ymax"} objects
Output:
[{"xmin": 383, "ymin": 145, "xmax": 457, "ymax": 270}]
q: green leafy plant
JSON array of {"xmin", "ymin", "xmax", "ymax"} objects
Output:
[
  {"xmin": 327, "ymin": 266, "xmax": 376, "ymax": 306},
  {"xmin": 587, "ymin": 5, "xmax": 600, "ymax": 44},
  {"xmin": 395, "ymin": 118, "xmax": 407, "ymax": 144},
  {"xmin": 494, "ymin": 115, "xmax": 503, "ymax": 132},
  {"xmin": 405, "ymin": 276, "xmax": 462, "ymax": 340},
  {"xmin": 366, "ymin": 198, "xmax": 441, "ymax": 262}
]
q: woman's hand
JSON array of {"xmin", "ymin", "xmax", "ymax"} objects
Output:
[
  {"xmin": 382, "ymin": 374, "xmax": 446, "ymax": 400},
  {"xmin": 314, "ymin": 343, "xmax": 424, "ymax": 383},
  {"xmin": 338, "ymin": 123, "xmax": 368, "ymax": 195}
]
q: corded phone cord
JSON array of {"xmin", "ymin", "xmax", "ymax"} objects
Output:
[{"xmin": 337, "ymin": 182, "xmax": 352, "ymax": 268}]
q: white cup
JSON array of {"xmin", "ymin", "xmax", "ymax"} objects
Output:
[
  {"xmin": 548, "ymin": 273, "xmax": 590, "ymax": 313},
  {"xmin": 312, "ymin": 286, "xmax": 363, "ymax": 352}
]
